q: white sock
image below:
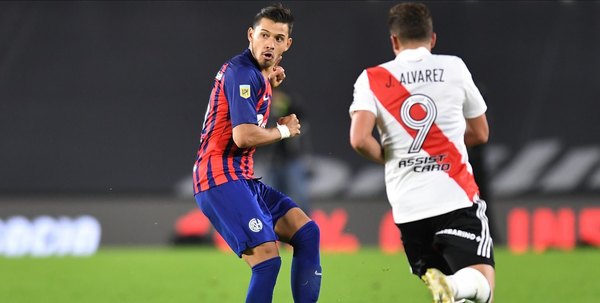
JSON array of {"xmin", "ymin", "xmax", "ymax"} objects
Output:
[{"xmin": 446, "ymin": 267, "xmax": 491, "ymax": 303}]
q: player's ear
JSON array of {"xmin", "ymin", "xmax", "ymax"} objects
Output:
[
  {"xmin": 430, "ymin": 32, "xmax": 437, "ymax": 50},
  {"xmin": 247, "ymin": 27, "xmax": 254, "ymax": 43},
  {"xmin": 390, "ymin": 34, "xmax": 401, "ymax": 55},
  {"xmin": 285, "ymin": 37, "xmax": 293, "ymax": 51}
]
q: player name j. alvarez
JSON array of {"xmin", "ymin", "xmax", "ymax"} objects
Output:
[{"xmin": 386, "ymin": 68, "xmax": 445, "ymax": 87}]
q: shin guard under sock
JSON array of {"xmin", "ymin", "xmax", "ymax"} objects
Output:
[
  {"xmin": 246, "ymin": 256, "xmax": 281, "ymax": 303},
  {"xmin": 289, "ymin": 221, "xmax": 322, "ymax": 303}
]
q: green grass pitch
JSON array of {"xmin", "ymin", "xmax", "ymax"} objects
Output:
[{"xmin": 1, "ymin": 246, "xmax": 599, "ymax": 302}]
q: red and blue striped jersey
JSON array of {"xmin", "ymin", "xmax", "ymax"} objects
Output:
[{"xmin": 193, "ymin": 49, "xmax": 272, "ymax": 194}]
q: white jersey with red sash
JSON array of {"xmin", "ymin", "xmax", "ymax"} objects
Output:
[{"xmin": 349, "ymin": 47, "xmax": 487, "ymax": 223}]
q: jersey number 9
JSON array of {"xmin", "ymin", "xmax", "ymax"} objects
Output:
[{"xmin": 400, "ymin": 94, "xmax": 437, "ymax": 153}]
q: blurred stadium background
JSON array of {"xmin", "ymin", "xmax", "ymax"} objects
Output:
[{"xmin": 1, "ymin": 1, "xmax": 599, "ymax": 301}]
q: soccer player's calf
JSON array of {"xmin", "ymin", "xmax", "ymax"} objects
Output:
[
  {"xmin": 289, "ymin": 220, "xmax": 322, "ymax": 302},
  {"xmin": 246, "ymin": 256, "xmax": 282, "ymax": 302}
]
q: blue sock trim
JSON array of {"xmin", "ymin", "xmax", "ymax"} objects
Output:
[{"xmin": 246, "ymin": 256, "xmax": 281, "ymax": 303}]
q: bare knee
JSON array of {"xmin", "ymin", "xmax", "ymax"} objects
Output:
[
  {"xmin": 242, "ymin": 241, "xmax": 280, "ymax": 268},
  {"xmin": 275, "ymin": 207, "xmax": 311, "ymax": 242}
]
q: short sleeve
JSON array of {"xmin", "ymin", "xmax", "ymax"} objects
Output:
[
  {"xmin": 349, "ymin": 70, "xmax": 378, "ymax": 117},
  {"xmin": 223, "ymin": 67, "xmax": 265, "ymax": 127},
  {"xmin": 459, "ymin": 59, "xmax": 487, "ymax": 119}
]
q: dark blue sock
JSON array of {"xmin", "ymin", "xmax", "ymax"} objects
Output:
[
  {"xmin": 246, "ymin": 256, "xmax": 281, "ymax": 303},
  {"xmin": 289, "ymin": 221, "xmax": 322, "ymax": 303}
]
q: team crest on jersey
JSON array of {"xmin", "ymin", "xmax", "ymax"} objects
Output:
[{"xmin": 239, "ymin": 85, "xmax": 251, "ymax": 99}]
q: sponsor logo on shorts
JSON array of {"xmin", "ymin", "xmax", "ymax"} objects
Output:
[
  {"xmin": 248, "ymin": 218, "xmax": 263, "ymax": 232},
  {"xmin": 436, "ymin": 228, "xmax": 481, "ymax": 242}
]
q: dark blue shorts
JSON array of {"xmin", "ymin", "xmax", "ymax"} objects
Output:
[{"xmin": 195, "ymin": 179, "xmax": 298, "ymax": 257}]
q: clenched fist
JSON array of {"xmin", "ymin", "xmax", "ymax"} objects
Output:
[{"xmin": 278, "ymin": 113, "xmax": 301, "ymax": 137}]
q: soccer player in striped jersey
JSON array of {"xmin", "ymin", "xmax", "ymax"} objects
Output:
[
  {"xmin": 192, "ymin": 4, "xmax": 321, "ymax": 303},
  {"xmin": 349, "ymin": 3, "xmax": 494, "ymax": 303}
]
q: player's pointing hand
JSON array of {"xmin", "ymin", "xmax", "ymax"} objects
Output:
[{"xmin": 268, "ymin": 56, "xmax": 286, "ymax": 88}]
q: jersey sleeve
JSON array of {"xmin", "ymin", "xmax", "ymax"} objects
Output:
[
  {"xmin": 459, "ymin": 59, "xmax": 487, "ymax": 119},
  {"xmin": 223, "ymin": 67, "xmax": 265, "ymax": 127},
  {"xmin": 349, "ymin": 69, "xmax": 378, "ymax": 117}
]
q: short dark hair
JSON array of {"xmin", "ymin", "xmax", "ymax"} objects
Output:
[
  {"xmin": 253, "ymin": 3, "xmax": 294, "ymax": 35},
  {"xmin": 388, "ymin": 3, "xmax": 433, "ymax": 42}
]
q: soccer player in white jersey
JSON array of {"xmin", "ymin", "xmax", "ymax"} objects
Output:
[{"xmin": 349, "ymin": 3, "xmax": 494, "ymax": 303}]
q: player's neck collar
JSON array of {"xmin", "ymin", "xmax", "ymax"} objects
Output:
[{"xmin": 396, "ymin": 47, "xmax": 430, "ymax": 61}]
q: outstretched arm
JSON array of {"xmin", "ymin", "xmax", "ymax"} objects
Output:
[{"xmin": 349, "ymin": 110, "xmax": 385, "ymax": 164}]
